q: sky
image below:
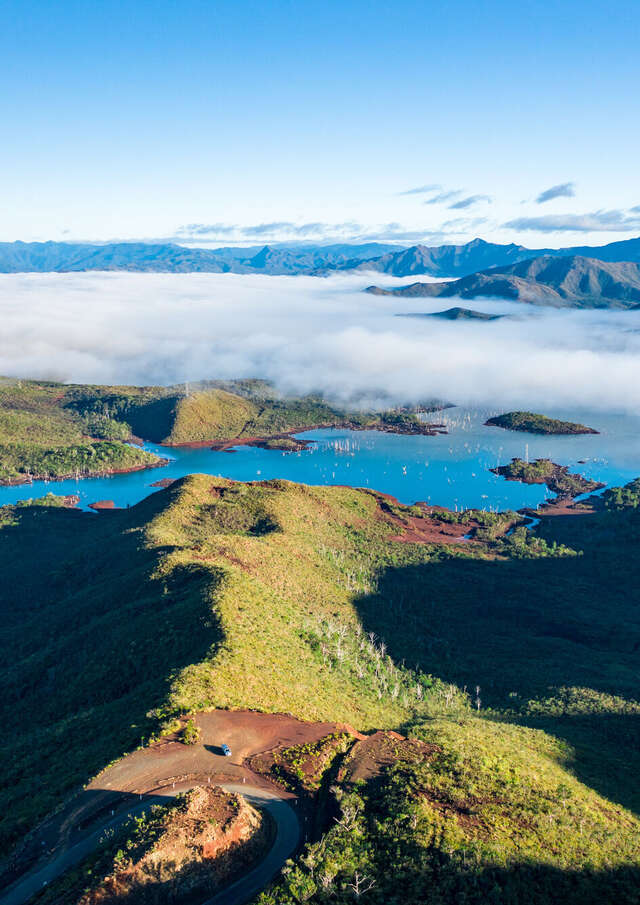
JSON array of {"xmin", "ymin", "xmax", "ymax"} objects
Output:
[{"xmin": 1, "ymin": 0, "xmax": 639, "ymax": 248}]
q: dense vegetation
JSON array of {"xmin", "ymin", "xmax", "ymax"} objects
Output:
[
  {"xmin": 601, "ymin": 477, "xmax": 640, "ymax": 510},
  {"xmin": 491, "ymin": 457, "xmax": 604, "ymax": 497},
  {"xmin": 0, "ymin": 380, "xmax": 165, "ymax": 482},
  {"xmin": 2, "ymin": 474, "xmax": 640, "ymax": 901},
  {"xmin": 261, "ymin": 719, "xmax": 640, "ymax": 904},
  {"xmin": 485, "ymin": 411, "xmax": 598, "ymax": 435}
]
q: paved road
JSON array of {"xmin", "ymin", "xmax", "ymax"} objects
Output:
[
  {"xmin": 0, "ymin": 783, "xmax": 300, "ymax": 905},
  {"xmin": 204, "ymin": 785, "xmax": 300, "ymax": 905}
]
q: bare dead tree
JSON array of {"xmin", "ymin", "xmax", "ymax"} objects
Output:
[{"xmin": 347, "ymin": 872, "xmax": 376, "ymax": 898}]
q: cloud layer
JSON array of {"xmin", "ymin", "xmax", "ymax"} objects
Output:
[{"xmin": 1, "ymin": 273, "xmax": 640, "ymax": 416}]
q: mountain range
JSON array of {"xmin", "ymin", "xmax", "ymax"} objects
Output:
[
  {"xmin": 1, "ymin": 235, "xmax": 640, "ymax": 277},
  {"xmin": 367, "ymin": 255, "xmax": 640, "ymax": 308},
  {"xmin": 0, "ymin": 241, "xmax": 398, "ymax": 275}
]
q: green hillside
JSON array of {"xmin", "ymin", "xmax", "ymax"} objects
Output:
[
  {"xmin": 0, "ymin": 378, "xmax": 436, "ymax": 480},
  {"xmin": 262, "ymin": 718, "xmax": 640, "ymax": 904},
  {"xmin": 1, "ymin": 473, "xmax": 640, "ymax": 902}
]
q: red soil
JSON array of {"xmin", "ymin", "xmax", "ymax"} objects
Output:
[
  {"xmin": 523, "ymin": 500, "xmax": 597, "ymax": 518},
  {"xmin": 364, "ymin": 491, "xmax": 477, "ymax": 545},
  {"xmin": 150, "ymin": 478, "xmax": 177, "ymax": 488}
]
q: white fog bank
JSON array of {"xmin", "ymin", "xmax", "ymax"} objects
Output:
[{"xmin": 2, "ymin": 271, "xmax": 640, "ymax": 415}]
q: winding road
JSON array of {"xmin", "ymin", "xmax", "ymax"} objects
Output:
[{"xmin": 0, "ymin": 710, "xmax": 352, "ymax": 905}]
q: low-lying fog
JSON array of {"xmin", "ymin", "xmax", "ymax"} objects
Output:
[{"xmin": 2, "ymin": 271, "xmax": 640, "ymax": 414}]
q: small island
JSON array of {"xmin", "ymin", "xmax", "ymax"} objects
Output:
[
  {"xmin": 485, "ymin": 411, "xmax": 598, "ymax": 435},
  {"xmin": 397, "ymin": 307, "xmax": 502, "ymax": 321},
  {"xmin": 491, "ymin": 458, "xmax": 605, "ymax": 498}
]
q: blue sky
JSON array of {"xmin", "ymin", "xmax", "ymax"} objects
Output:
[{"xmin": 1, "ymin": 0, "xmax": 639, "ymax": 247}]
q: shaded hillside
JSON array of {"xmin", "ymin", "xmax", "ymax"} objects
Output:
[{"xmin": 367, "ymin": 255, "xmax": 640, "ymax": 307}]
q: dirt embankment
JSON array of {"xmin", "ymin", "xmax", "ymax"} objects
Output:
[
  {"xmin": 337, "ymin": 730, "xmax": 439, "ymax": 786},
  {"xmin": 77, "ymin": 787, "xmax": 272, "ymax": 905}
]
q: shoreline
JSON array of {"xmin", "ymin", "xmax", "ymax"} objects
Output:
[
  {"xmin": 0, "ymin": 456, "xmax": 170, "ymax": 488},
  {"xmin": 165, "ymin": 420, "xmax": 450, "ymax": 452}
]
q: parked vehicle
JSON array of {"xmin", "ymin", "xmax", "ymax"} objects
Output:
[{"xmin": 221, "ymin": 743, "xmax": 232, "ymax": 757}]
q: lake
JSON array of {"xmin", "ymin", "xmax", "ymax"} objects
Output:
[{"xmin": 1, "ymin": 406, "xmax": 640, "ymax": 512}]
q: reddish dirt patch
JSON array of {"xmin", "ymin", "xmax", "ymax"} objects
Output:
[
  {"xmin": 88, "ymin": 500, "xmax": 117, "ymax": 510},
  {"xmin": 367, "ymin": 493, "xmax": 479, "ymax": 546},
  {"xmin": 339, "ymin": 730, "xmax": 439, "ymax": 785},
  {"xmin": 149, "ymin": 477, "xmax": 177, "ymax": 488},
  {"xmin": 77, "ymin": 786, "xmax": 271, "ymax": 905},
  {"xmin": 389, "ymin": 514, "xmax": 472, "ymax": 545},
  {"xmin": 523, "ymin": 500, "xmax": 597, "ymax": 518}
]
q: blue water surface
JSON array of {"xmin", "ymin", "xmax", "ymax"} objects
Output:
[{"xmin": 1, "ymin": 407, "xmax": 639, "ymax": 512}]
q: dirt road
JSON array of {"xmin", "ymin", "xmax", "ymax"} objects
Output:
[{"xmin": 1, "ymin": 710, "xmax": 356, "ymax": 905}]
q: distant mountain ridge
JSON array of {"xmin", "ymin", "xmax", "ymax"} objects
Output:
[
  {"xmin": 1, "ymin": 235, "xmax": 640, "ymax": 276},
  {"xmin": 337, "ymin": 236, "xmax": 640, "ymax": 278},
  {"xmin": 366, "ymin": 255, "xmax": 640, "ymax": 308},
  {"xmin": 0, "ymin": 240, "xmax": 399, "ymax": 275}
]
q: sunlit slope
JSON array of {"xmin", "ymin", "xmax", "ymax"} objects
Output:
[
  {"xmin": 0, "ymin": 378, "xmax": 430, "ymax": 470},
  {"xmin": 0, "ymin": 477, "xmax": 455, "ymax": 850},
  {"xmin": 263, "ymin": 717, "xmax": 640, "ymax": 905}
]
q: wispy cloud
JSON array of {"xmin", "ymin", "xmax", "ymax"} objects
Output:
[
  {"xmin": 173, "ymin": 220, "xmax": 470, "ymax": 246},
  {"xmin": 535, "ymin": 182, "xmax": 576, "ymax": 204},
  {"xmin": 397, "ymin": 184, "xmax": 441, "ymax": 196},
  {"xmin": 448, "ymin": 194, "xmax": 492, "ymax": 210},
  {"xmin": 424, "ymin": 190, "xmax": 463, "ymax": 205},
  {"xmin": 441, "ymin": 217, "xmax": 489, "ymax": 231},
  {"xmin": 504, "ymin": 209, "xmax": 640, "ymax": 233}
]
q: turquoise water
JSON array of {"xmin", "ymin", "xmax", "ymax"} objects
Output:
[{"xmin": 1, "ymin": 407, "xmax": 639, "ymax": 512}]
